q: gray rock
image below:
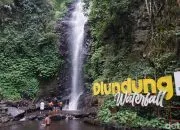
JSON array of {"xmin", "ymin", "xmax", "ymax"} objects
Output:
[
  {"xmin": 37, "ymin": 115, "xmax": 45, "ymax": 120},
  {"xmin": 7, "ymin": 107, "xmax": 25, "ymax": 118},
  {"xmin": 0, "ymin": 116, "xmax": 10, "ymax": 123},
  {"xmin": 50, "ymin": 115, "xmax": 66, "ymax": 121},
  {"xmin": 72, "ymin": 113, "xmax": 89, "ymax": 118},
  {"xmin": 27, "ymin": 115, "xmax": 37, "ymax": 120},
  {"xmin": 0, "ymin": 107, "xmax": 8, "ymax": 114}
]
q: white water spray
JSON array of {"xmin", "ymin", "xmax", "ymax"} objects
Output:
[{"xmin": 68, "ymin": 0, "xmax": 87, "ymax": 110}]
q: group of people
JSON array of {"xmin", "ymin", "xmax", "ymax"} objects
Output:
[
  {"xmin": 48, "ymin": 99, "xmax": 63, "ymax": 113},
  {"xmin": 39, "ymin": 98, "xmax": 63, "ymax": 127},
  {"xmin": 39, "ymin": 98, "xmax": 63, "ymax": 113}
]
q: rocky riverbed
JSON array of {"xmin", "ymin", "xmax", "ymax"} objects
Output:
[
  {"xmin": 0, "ymin": 103, "xmax": 12, "ymax": 124},
  {"xmin": 0, "ymin": 98, "xmax": 100, "ymax": 128},
  {"xmin": 0, "ymin": 100, "xmax": 166, "ymax": 130}
]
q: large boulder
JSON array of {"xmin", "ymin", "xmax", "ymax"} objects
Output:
[
  {"xmin": 50, "ymin": 115, "xmax": 66, "ymax": 121},
  {"xmin": 71, "ymin": 113, "xmax": 89, "ymax": 118},
  {"xmin": 7, "ymin": 107, "xmax": 25, "ymax": 119},
  {"xmin": 0, "ymin": 103, "xmax": 12, "ymax": 124}
]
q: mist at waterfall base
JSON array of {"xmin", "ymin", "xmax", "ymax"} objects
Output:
[{"xmin": 63, "ymin": 0, "xmax": 88, "ymax": 111}]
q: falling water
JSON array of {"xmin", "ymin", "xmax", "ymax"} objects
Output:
[{"xmin": 68, "ymin": 0, "xmax": 88, "ymax": 110}]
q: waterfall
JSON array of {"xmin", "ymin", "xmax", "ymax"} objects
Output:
[{"xmin": 67, "ymin": 0, "xmax": 88, "ymax": 110}]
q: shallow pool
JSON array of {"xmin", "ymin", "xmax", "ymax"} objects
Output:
[{"xmin": 3, "ymin": 119, "xmax": 105, "ymax": 130}]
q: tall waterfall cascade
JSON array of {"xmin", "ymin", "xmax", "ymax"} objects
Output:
[{"xmin": 67, "ymin": 0, "xmax": 88, "ymax": 110}]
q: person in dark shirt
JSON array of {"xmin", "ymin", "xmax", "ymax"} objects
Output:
[
  {"xmin": 59, "ymin": 102, "xmax": 63, "ymax": 111},
  {"xmin": 53, "ymin": 98, "xmax": 59, "ymax": 113}
]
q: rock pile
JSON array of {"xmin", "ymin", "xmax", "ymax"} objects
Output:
[{"xmin": 0, "ymin": 102, "xmax": 12, "ymax": 124}]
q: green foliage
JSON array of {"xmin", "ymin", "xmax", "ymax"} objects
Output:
[
  {"xmin": 0, "ymin": 0, "xmax": 65, "ymax": 100},
  {"xmin": 98, "ymin": 97, "xmax": 115, "ymax": 123},
  {"xmin": 114, "ymin": 110, "xmax": 137, "ymax": 126},
  {"xmin": 0, "ymin": 0, "xmax": 13, "ymax": 5},
  {"xmin": 98, "ymin": 98, "xmax": 165, "ymax": 128},
  {"xmin": 51, "ymin": 0, "xmax": 72, "ymax": 18},
  {"xmin": 98, "ymin": 108, "xmax": 112, "ymax": 123},
  {"xmin": 152, "ymin": 53, "xmax": 177, "ymax": 74},
  {"xmin": 85, "ymin": 0, "xmax": 179, "ymax": 86},
  {"xmin": 85, "ymin": 0, "xmax": 151, "ymax": 84},
  {"xmin": 85, "ymin": 0, "xmax": 180, "ymax": 128}
]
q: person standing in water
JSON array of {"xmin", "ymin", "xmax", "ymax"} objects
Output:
[
  {"xmin": 53, "ymin": 98, "xmax": 59, "ymax": 113},
  {"xmin": 48, "ymin": 101, "xmax": 54, "ymax": 112},
  {"xmin": 42, "ymin": 114, "xmax": 51, "ymax": 127},
  {"xmin": 40, "ymin": 101, "xmax": 45, "ymax": 114},
  {"xmin": 59, "ymin": 102, "xmax": 63, "ymax": 111}
]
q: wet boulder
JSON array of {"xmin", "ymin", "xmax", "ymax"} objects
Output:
[
  {"xmin": 50, "ymin": 115, "xmax": 66, "ymax": 121},
  {"xmin": 27, "ymin": 115, "xmax": 37, "ymax": 120},
  {"xmin": 0, "ymin": 105, "xmax": 12, "ymax": 124},
  {"xmin": 37, "ymin": 115, "xmax": 45, "ymax": 120},
  {"xmin": 7, "ymin": 107, "xmax": 25, "ymax": 119},
  {"xmin": 72, "ymin": 113, "xmax": 89, "ymax": 118}
]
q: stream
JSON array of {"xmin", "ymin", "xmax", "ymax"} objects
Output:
[{"xmin": 3, "ymin": 120, "xmax": 104, "ymax": 130}]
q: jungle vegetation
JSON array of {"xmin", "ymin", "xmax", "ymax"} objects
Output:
[
  {"xmin": 84, "ymin": 0, "xmax": 180, "ymax": 128},
  {"xmin": 0, "ymin": 0, "xmax": 71, "ymax": 100}
]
